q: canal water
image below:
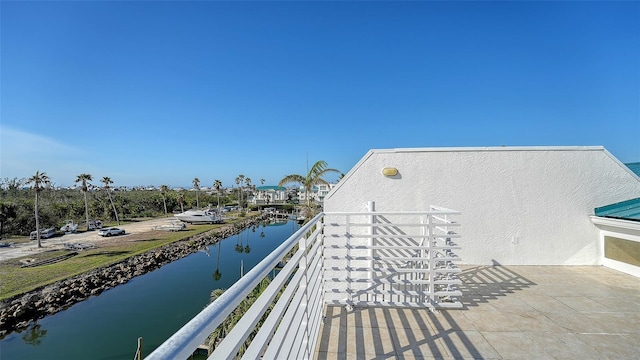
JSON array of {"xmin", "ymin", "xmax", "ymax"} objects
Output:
[{"xmin": 0, "ymin": 220, "xmax": 300, "ymax": 360}]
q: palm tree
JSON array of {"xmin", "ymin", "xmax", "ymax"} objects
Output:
[
  {"xmin": 205, "ymin": 277, "xmax": 272, "ymax": 355},
  {"xmin": 177, "ymin": 193, "xmax": 185, "ymax": 213},
  {"xmin": 278, "ymin": 160, "xmax": 340, "ymax": 208},
  {"xmin": 101, "ymin": 177, "xmax": 120, "ymax": 225},
  {"xmin": 206, "ymin": 287, "xmax": 228, "ymax": 352},
  {"xmin": 27, "ymin": 171, "xmax": 50, "ymax": 248},
  {"xmin": 159, "ymin": 185, "xmax": 169, "ymax": 216},
  {"xmin": 192, "ymin": 178, "xmax": 200, "ymax": 209},
  {"xmin": 213, "ymin": 180, "xmax": 222, "ymax": 209},
  {"xmin": 75, "ymin": 173, "xmax": 93, "ymax": 231},
  {"xmin": 235, "ymin": 176, "xmax": 241, "ymax": 209},
  {"xmin": 258, "ymin": 178, "xmax": 266, "ymax": 209},
  {"xmin": 245, "ymin": 178, "xmax": 252, "ymax": 207},
  {"xmin": 238, "ymin": 175, "xmax": 245, "ymax": 209}
]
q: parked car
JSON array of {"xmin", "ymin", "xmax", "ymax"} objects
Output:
[
  {"xmin": 97, "ymin": 227, "xmax": 125, "ymax": 237},
  {"xmin": 30, "ymin": 227, "xmax": 57, "ymax": 240}
]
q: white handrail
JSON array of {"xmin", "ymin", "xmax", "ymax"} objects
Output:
[
  {"xmin": 323, "ymin": 206, "xmax": 461, "ymax": 310},
  {"xmin": 145, "ymin": 214, "xmax": 323, "ymax": 360},
  {"xmin": 325, "ymin": 210, "xmax": 460, "ymax": 216},
  {"xmin": 147, "ymin": 205, "xmax": 461, "ymax": 359}
]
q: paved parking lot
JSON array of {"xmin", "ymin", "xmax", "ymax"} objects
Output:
[{"xmin": 0, "ymin": 217, "xmax": 178, "ymax": 262}]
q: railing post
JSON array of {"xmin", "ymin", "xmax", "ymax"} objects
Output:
[
  {"xmin": 367, "ymin": 201, "xmax": 375, "ymax": 302},
  {"xmin": 300, "ymin": 230, "xmax": 310, "ymax": 359},
  {"xmin": 345, "ymin": 214, "xmax": 352, "ymax": 308},
  {"xmin": 420, "ymin": 216, "xmax": 427, "ymax": 303},
  {"xmin": 148, "ymin": 210, "xmax": 459, "ymax": 359},
  {"xmin": 135, "ymin": 337, "xmax": 142, "ymax": 360},
  {"xmin": 428, "ymin": 213, "xmax": 436, "ymax": 307}
]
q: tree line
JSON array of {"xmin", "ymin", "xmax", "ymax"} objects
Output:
[
  {"xmin": 0, "ymin": 160, "xmax": 340, "ymax": 240},
  {"xmin": 0, "ymin": 175, "xmax": 237, "ymax": 239}
]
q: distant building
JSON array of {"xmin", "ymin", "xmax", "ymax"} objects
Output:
[
  {"xmin": 298, "ymin": 183, "xmax": 337, "ymax": 204},
  {"xmin": 250, "ymin": 186, "xmax": 289, "ymax": 205}
]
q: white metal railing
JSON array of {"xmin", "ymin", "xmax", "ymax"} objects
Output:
[
  {"xmin": 146, "ymin": 213, "xmax": 325, "ymax": 360},
  {"xmin": 323, "ymin": 203, "xmax": 462, "ymax": 310},
  {"xmin": 147, "ymin": 204, "xmax": 461, "ymax": 359}
]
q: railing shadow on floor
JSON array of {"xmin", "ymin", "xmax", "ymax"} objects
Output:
[
  {"xmin": 456, "ymin": 260, "xmax": 537, "ymax": 309},
  {"xmin": 316, "ymin": 262, "xmax": 537, "ymax": 359}
]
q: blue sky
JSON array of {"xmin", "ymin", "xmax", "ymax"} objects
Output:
[{"xmin": 1, "ymin": 1, "xmax": 638, "ymax": 188}]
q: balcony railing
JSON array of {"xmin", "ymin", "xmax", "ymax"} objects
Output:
[
  {"xmin": 323, "ymin": 204, "xmax": 462, "ymax": 309},
  {"xmin": 146, "ymin": 204, "xmax": 461, "ymax": 360}
]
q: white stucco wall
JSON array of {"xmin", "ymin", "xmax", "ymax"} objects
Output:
[{"xmin": 324, "ymin": 146, "xmax": 640, "ymax": 265}]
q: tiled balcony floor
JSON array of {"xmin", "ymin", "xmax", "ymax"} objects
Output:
[{"xmin": 315, "ymin": 265, "xmax": 640, "ymax": 359}]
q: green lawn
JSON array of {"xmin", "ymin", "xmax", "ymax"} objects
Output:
[{"xmin": 0, "ymin": 222, "xmax": 231, "ymax": 301}]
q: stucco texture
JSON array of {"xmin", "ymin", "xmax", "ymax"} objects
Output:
[{"xmin": 324, "ymin": 147, "xmax": 640, "ymax": 265}]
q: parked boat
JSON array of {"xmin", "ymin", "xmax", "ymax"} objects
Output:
[
  {"xmin": 156, "ymin": 222, "xmax": 187, "ymax": 231},
  {"xmin": 60, "ymin": 220, "xmax": 79, "ymax": 233},
  {"xmin": 174, "ymin": 209, "xmax": 222, "ymax": 224}
]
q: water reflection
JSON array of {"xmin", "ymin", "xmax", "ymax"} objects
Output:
[
  {"xmin": 0, "ymin": 219, "xmax": 299, "ymax": 360},
  {"xmin": 212, "ymin": 242, "xmax": 222, "ymax": 282},
  {"xmin": 21, "ymin": 322, "xmax": 47, "ymax": 346}
]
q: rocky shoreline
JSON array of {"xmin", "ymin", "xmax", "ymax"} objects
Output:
[{"xmin": 0, "ymin": 215, "xmax": 268, "ymax": 337}]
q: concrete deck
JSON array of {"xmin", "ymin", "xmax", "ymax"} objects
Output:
[{"xmin": 315, "ymin": 265, "xmax": 640, "ymax": 359}]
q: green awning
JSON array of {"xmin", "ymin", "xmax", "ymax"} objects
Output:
[
  {"xmin": 626, "ymin": 162, "xmax": 640, "ymax": 177},
  {"xmin": 595, "ymin": 197, "xmax": 640, "ymax": 222}
]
